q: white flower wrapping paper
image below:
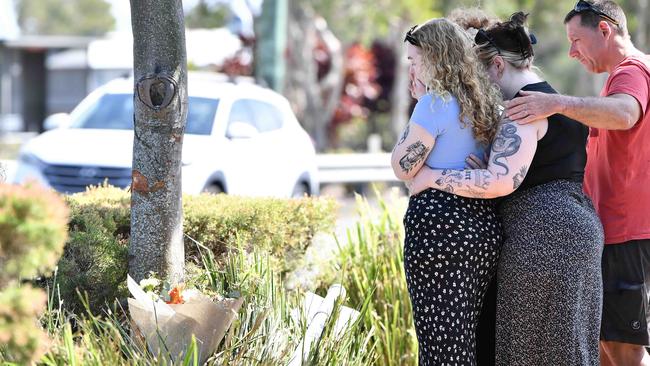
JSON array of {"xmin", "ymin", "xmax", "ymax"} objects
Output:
[{"xmin": 127, "ymin": 275, "xmax": 244, "ymax": 364}]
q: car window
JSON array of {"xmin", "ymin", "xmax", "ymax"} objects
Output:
[
  {"xmin": 75, "ymin": 93, "xmax": 132, "ymax": 130},
  {"xmin": 247, "ymin": 100, "xmax": 284, "ymax": 132},
  {"xmin": 186, "ymin": 98, "xmax": 219, "ymax": 135},
  {"xmin": 227, "ymin": 98, "xmax": 284, "ymax": 133},
  {"xmin": 74, "ymin": 93, "xmax": 219, "ymax": 135},
  {"xmin": 226, "ymin": 99, "xmax": 256, "ymax": 129}
]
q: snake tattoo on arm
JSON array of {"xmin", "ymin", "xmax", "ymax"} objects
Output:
[{"xmin": 490, "ymin": 123, "xmax": 522, "ymax": 178}]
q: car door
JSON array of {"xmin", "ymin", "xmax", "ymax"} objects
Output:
[
  {"xmin": 223, "ymin": 98, "xmax": 262, "ymax": 195},
  {"xmin": 246, "ymin": 99, "xmax": 292, "ymax": 196}
]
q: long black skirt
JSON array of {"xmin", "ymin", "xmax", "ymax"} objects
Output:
[
  {"xmin": 495, "ymin": 180, "xmax": 603, "ymax": 366},
  {"xmin": 404, "ymin": 188, "xmax": 502, "ymax": 366}
]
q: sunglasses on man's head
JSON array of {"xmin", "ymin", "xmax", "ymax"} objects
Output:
[
  {"xmin": 404, "ymin": 25, "xmax": 419, "ymax": 46},
  {"xmin": 573, "ymin": 0, "xmax": 619, "ymax": 26}
]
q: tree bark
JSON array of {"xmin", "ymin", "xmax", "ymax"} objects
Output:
[
  {"xmin": 389, "ymin": 20, "xmax": 411, "ymax": 141},
  {"xmin": 129, "ymin": 0, "xmax": 187, "ymax": 283},
  {"xmin": 285, "ymin": 4, "xmax": 343, "ymax": 151}
]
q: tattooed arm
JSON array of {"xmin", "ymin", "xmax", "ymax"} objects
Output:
[
  {"xmin": 391, "ymin": 121, "xmax": 436, "ymax": 181},
  {"xmin": 407, "ymin": 119, "xmax": 546, "ymax": 198}
]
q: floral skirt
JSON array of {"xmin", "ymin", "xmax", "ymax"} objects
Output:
[{"xmin": 404, "ymin": 188, "xmax": 502, "ymax": 366}]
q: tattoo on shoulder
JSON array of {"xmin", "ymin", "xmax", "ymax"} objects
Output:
[
  {"xmin": 512, "ymin": 165, "xmax": 528, "ymax": 190},
  {"xmin": 399, "ymin": 141, "xmax": 429, "ymax": 173},
  {"xmin": 398, "ymin": 123, "xmax": 410, "ymax": 145},
  {"xmin": 491, "ymin": 123, "xmax": 522, "ymax": 178}
]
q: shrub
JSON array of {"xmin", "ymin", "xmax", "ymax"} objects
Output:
[
  {"xmin": 183, "ymin": 193, "xmax": 336, "ymax": 262},
  {"xmin": 0, "ymin": 184, "xmax": 69, "ymax": 285},
  {"xmin": 56, "ymin": 185, "xmax": 337, "ymax": 314},
  {"xmin": 0, "ymin": 285, "xmax": 49, "ymax": 363},
  {"xmin": 0, "ymin": 184, "xmax": 69, "ymax": 364},
  {"xmin": 59, "ymin": 187, "xmax": 130, "ymax": 314}
]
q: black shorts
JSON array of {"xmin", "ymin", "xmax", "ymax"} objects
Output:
[{"xmin": 601, "ymin": 239, "xmax": 650, "ymax": 345}]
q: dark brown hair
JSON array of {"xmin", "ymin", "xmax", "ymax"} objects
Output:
[{"xmin": 474, "ymin": 12, "xmax": 536, "ymax": 69}]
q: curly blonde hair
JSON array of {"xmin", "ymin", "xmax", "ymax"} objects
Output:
[
  {"xmin": 409, "ymin": 18, "xmax": 502, "ymax": 145},
  {"xmin": 448, "ymin": 7, "xmax": 499, "ymax": 37}
]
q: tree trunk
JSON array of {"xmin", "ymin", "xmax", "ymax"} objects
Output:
[
  {"xmin": 390, "ymin": 20, "xmax": 411, "ymax": 141},
  {"xmin": 311, "ymin": 16, "xmax": 344, "ymax": 151},
  {"xmin": 129, "ymin": 0, "xmax": 187, "ymax": 283},
  {"xmin": 285, "ymin": 4, "xmax": 343, "ymax": 151}
]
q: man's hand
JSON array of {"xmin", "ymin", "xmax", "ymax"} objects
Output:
[
  {"xmin": 406, "ymin": 166, "xmax": 434, "ymax": 196},
  {"xmin": 506, "ymin": 90, "xmax": 560, "ymax": 124}
]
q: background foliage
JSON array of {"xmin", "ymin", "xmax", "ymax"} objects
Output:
[
  {"xmin": 13, "ymin": 0, "xmax": 649, "ymax": 150},
  {"xmin": 17, "ymin": 0, "xmax": 115, "ymax": 36}
]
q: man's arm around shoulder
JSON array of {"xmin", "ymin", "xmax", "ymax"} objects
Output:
[{"xmin": 506, "ymin": 90, "xmax": 642, "ymax": 130}]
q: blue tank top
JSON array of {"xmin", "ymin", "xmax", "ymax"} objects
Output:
[{"xmin": 410, "ymin": 93, "xmax": 487, "ymax": 169}]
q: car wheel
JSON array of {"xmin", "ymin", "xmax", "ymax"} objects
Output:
[
  {"xmin": 203, "ymin": 183, "xmax": 224, "ymax": 195},
  {"xmin": 292, "ymin": 182, "xmax": 310, "ymax": 198}
]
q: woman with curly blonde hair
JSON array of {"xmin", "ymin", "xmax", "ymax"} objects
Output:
[{"xmin": 390, "ymin": 18, "xmax": 503, "ymax": 365}]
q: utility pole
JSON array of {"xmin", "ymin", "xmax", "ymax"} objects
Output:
[{"xmin": 255, "ymin": 0, "xmax": 288, "ymax": 93}]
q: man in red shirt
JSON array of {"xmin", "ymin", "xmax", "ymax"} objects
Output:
[{"xmin": 505, "ymin": 1, "xmax": 650, "ymax": 365}]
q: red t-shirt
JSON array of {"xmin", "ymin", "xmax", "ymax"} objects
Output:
[{"xmin": 584, "ymin": 55, "xmax": 650, "ymax": 244}]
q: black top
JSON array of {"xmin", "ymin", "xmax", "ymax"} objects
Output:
[{"xmin": 515, "ymin": 82, "xmax": 588, "ymax": 190}]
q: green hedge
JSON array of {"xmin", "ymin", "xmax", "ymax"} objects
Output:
[{"xmin": 57, "ymin": 185, "xmax": 337, "ymax": 314}]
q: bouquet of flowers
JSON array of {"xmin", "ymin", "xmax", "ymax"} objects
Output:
[{"xmin": 127, "ymin": 274, "xmax": 243, "ymax": 364}]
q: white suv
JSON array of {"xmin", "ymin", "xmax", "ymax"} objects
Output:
[{"xmin": 13, "ymin": 74, "xmax": 319, "ymax": 197}]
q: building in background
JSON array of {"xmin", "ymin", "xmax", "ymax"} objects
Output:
[
  {"xmin": 0, "ymin": 0, "xmax": 93, "ymax": 133},
  {"xmin": 1, "ymin": 23, "xmax": 241, "ymax": 133},
  {"xmin": 46, "ymin": 29, "xmax": 242, "ymax": 117}
]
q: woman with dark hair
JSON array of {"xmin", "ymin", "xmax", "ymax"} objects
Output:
[
  {"xmin": 390, "ymin": 18, "xmax": 503, "ymax": 365},
  {"xmin": 408, "ymin": 12, "xmax": 604, "ymax": 365}
]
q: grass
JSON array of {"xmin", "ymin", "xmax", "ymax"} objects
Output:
[
  {"xmin": 321, "ymin": 191, "xmax": 418, "ymax": 365},
  {"xmin": 1, "ymin": 241, "xmax": 376, "ymax": 365}
]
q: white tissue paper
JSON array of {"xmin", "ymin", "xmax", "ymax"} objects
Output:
[{"xmin": 127, "ymin": 275, "xmax": 243, "ymax": 364}]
